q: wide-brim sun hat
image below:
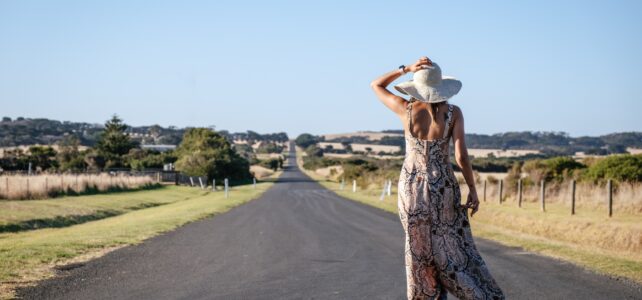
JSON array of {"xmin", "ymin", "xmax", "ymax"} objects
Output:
[{"xmin": 394, "ymin": 62, "xmax": 462, "ymax": 103}]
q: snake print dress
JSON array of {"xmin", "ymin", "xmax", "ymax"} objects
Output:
[{"xmin": 398, "ymin": 102, "xmax": 505, "ymax": 300}]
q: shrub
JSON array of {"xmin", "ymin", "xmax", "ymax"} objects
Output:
[
  {"xmin": 305, "ymin": 145, "xmax": 323, "ymax": 157},
  {"xmin": 582, "ymin": 154, "xmax": 642, "ymax": 182},
  {"xmin": 522, "ymin": 156, "xmax": 586, "ymax": 183}
]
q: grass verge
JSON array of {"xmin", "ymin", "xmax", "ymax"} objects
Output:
[
  {"xmin": 295, "ymin": 146, "xmax": 642, "ymax": 284},
  {"xmin": 0, "ymin": 186, "xmax": 201, "ymax": 233},
  {"xmin": 0, "ymin": 183, "xmax": 274, "ymax": 299}
]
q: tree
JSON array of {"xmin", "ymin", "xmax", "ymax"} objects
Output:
[
  {"xmin": 57, "ymin": 135, "xmax": 86, "ymax": 171},
  {"xmin": 174, "ymin": 128, "xmax": 252, "ymax": 183},
  {"xmin": 295, "ymin": 133, "xmax": 318, "ymax": 149},
  {"xmin": 256, "ymin": 141, "xmax": 284, "ymax": 154},
  {"xmin": 96, "ymin": 115, "xmax": 137, "ymax": 168},
  {"xmin": 269, "ymin": 159, "xmax": 279, "ymax": 171},
  {"xmin": 84, "ymin": 150, "xmax": 106, "ymax": 171},
  {"xmin": 27, "ymin": 146, "xmax": 58, "ymax": 172}
]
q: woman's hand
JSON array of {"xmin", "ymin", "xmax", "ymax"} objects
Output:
[
  {"xmin": 370, "ymin": 55, "xmax": 434, "ymax": 117},
  {"xmin": 406, "ymin": 56, "xmax": 433, "ymax": 73},
  {"xmin": 464, "ymin": 190, "xmax": 480, "ymax": 217}
]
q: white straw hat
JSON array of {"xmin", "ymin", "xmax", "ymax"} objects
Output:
[{"xmin": 394, "ymin": 62, "xmax": 462, "ymax": 103}]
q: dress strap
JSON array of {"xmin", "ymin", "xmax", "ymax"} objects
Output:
[
  {"xmin": 442, "ymin": 104, "xmax": 454, "ymax": 139},
  {"xmin": 406, "ymin": 101, "xmax": 413, "ymax": 133}
]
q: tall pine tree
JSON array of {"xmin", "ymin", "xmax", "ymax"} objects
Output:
[{"xmin": 96, "ymin": 115, "xmax": 136, "ymax": 168}]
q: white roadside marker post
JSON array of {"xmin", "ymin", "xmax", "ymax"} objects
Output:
[
  {"xmin": 387, "ymin": 180, "xmax": 392, "ymax": 196},
  {"xmin": 352, "ymin": 180, "xmax": 356, "ymax": 193},
  {"xmin": 224, "ymin": 178, "xmax": 229, "ymax": 198}
]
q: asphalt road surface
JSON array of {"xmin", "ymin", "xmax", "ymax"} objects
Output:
[{"xmin": 18, "ymin": 142, "xmax": 641, "ymax": 299}]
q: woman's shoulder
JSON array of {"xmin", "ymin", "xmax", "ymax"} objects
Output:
[{"xmin": 447, "ymin": 103, "xmax": 462, "ymax": 113}]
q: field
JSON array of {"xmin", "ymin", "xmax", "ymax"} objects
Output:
[
  {"xmin": 0, "ymin": 183, "xmax": 275, "ymax": 299},
  {"xmin": 250, "ymin": 165, "xmax": 279, "ymax": 179},
  {"xmin": 0, "ymin": 174, "xmax": 156, "ymax": 200},
  {"xmin": 295, "ymin": 146, "xmax": 642, "ymax": 284},
  {"xmin": 467, "ymin": 148, "xmax": 541, "ymax": 158},
  {"xmin": 350, "ymin": 143, "xmax": 401, "ymax": 154},
  {"xmin": 321, "ymin": 131, "xmax": 402, "ymax": 141}
]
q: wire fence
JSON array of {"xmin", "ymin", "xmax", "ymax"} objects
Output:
[{"xmin": 337, "ymin": 176, "xmax": 641, "ymax": 217}]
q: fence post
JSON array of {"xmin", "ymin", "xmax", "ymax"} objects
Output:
[
  {"xmin": 571, "ymin": 180, "xmax": 576, "ymax": 215},
  {"xmin": 498, "ymin": 179, "xmax": 503, "ymax": 204},
  {"xmin": 224, "ymin": 178, "xmax": 229, "ymax": 198},
  {"xmin": 352, "ymin": 180, "xmax": 357, "ymax": 193},
  {"xmin": 606, "ymin": 179, "xmax": 613, "ymax": 218},
  {"xmin": 253, "ymin": 178, "xmax": 256, "ymax": 189},
  {"xmin": 379, "ymin": 180, "xmax": 386, "ymax": 201},
  {"xmin": 540, "ymin": 180, "xmax": 546, "ymax": 212},
  {"xmin": 212, "ymin": 179, "xmax": 216, "ymax": 191},
  {"xmin": 198, "ymin": 177, "xmax": 205, "ymax": 189},
  {"xmin": 483, "ymin": 180, "xmax": 487, "ymax": 202},
  {"xmin": 518, "ymin": 179, "xmax": 522, "ymax": 208},
  {"xmin": 175, "ymin": 173, "xmax": 179, "ymax": 185},
  {"xmin": 156, "ymin": 172, "xmax": 161, "ymax": 183},
  {"xmin": 340, "ymin": 178, "xmax": 345, "ymax": 190}
]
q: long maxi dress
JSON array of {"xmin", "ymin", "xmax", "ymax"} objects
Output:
[{"xmin": 397, "ymin": 101, "xmax": 505, "ymax": 300}]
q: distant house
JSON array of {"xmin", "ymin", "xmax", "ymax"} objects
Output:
[{"xmin": 141, "ymin": 144, "xmax": 176, "ymax": 152}]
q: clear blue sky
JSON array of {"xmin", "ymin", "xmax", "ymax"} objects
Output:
[{"xmin": 1, "ymin": 0, "xmax": 641, "ymax": 138}]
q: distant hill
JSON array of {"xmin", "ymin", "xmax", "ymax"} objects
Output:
[
  {"xmin": 0, "ymin": 117, "xmax": 288, "ymax": 147},
  {"xmin": 327, "ymin": 130, "xmax": 642, "ymax": 155}
]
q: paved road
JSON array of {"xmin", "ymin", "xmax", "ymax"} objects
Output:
[{"xmin": 18, "ymin": 142, "xmax": 641, "ymax": 299}]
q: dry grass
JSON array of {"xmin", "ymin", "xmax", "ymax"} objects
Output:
[
  {"xmin": 350, "ymin": 143, "xmax": 401, "ymax": 154},
  {"xmin": 471, "ymin": 177, "xmax": 642, "ymax": 215},
  {"xmin": 0, "ymin": 174, "xmax": 156, "ymax": 200},
  {"xmin": 314, "ymin": 165, "xmax": 343, "ymax": 180},
  {"xmin": 295, "ymin": 147, "xmax": 642, "ymax": 283},
  {"xmin": 255, "ymin": 153, "xmax": 284, "ymax": 160},
  {"xmin": 250, "ymin": 165, "xmax": 278, "ymax": 179}
]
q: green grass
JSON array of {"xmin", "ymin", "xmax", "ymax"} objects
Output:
[
  {"xmin": 295, "ymin": 147, "xmax": 642, "ymax": 284},
  {"xmin": 0, "ymin": 183, "xmax": 274, "ymax": 299},
  {"xmin": 0, "ymin": 186, "xmax": 203, "ymax": 232}
]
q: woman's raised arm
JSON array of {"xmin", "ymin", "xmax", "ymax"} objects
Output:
[{"xmin": 370, "ymin": 57, "xmax": 433, "ymax": 117}]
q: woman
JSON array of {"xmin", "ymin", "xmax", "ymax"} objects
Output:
[{"xmin": 370, "ymin": 57, "xmax": 505, "ymax": 300}]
